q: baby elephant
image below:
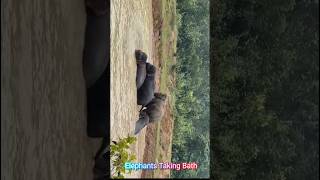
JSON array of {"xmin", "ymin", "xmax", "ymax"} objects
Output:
[
  {"xmin": 135, "ymin": 93, "xmax": 167, "ymax": 135},
  {"xmin": 93, "ymin": 137, "xmax": 110, "ymax": 180},
  {"xmin": 135, "ymin": 50, "xmax": 148, "ymax": 89},
  {"xmin": 137, "ymin": 63, "xmax": 156, "ymax": 106}
]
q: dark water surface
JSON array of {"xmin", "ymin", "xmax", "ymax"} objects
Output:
[{"xmin": 1, "ymin": 0, "xmax": 100, "ymax": 179}]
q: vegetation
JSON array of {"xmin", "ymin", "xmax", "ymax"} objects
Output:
[
  {"xmin": 110, "ymin": 136, "xmax": 137, "ymax": 179},
  {"xmin": 172, "ymin": 0, "xmax": 210, "ymax": 178},
  {"xmin": 148, "ymin": 0, "xmax": 177, "ymax": 178},
  {"xmin": 211, "ymin": 0, "xmax": 319, "ymax": 179}
]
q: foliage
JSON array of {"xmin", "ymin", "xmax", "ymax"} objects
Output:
[
  {"xmin": 172, "ymin": 0, "xmax": 210, "ymax": 178},
  {"xmin": 211, "ymin": 0, "xmax": 319, "ymax": 179},
  {"xmin": 110, "ymin": 136, "xmax": 137, "ymax": 179}
]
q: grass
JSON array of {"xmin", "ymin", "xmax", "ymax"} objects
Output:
[
  {"xmin": 153, "ymin": 0, "xmax": 177, "ymax": 177},
  {"xmin": 159, "ymin": 0, "xmax": 177, "ymax": 93}
]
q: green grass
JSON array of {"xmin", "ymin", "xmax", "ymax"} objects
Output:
[
  {"xmin": 153, "ymin": 0, "xmax": 177, "ymax": 177},
  {"xmin": 159, "ymin": 0, "xmax": 177, "ymax": 91}
]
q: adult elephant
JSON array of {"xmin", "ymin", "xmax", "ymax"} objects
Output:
[
  {"xmin": 83, "ymin": 0, "xmax": 110, "ymax": 88},
  {"xmin": 83, "ymin": 0, "xmax": 110, "ymax": 138}
]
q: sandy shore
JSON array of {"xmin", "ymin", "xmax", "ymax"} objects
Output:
[{"xmin": 110, "ymin": 0, "xmax": 154, "ymax": 178}]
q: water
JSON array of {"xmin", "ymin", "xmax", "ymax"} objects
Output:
[{"xmin": 1, "ymin": 0, "xmax": 101, "ymax": 179}]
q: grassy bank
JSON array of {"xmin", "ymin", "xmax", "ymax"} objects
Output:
[
  {"xmin": 154, "ymin": 0, "xmax": 177, "ymax": 177},
  {"xmin": 142, "ymin": 0, "xmax": 177, "ymax": 178}
]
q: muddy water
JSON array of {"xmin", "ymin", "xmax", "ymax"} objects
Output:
[
  {"xmin": 110, "ymin": 0, "xmax": 154, "ymax": 178},
  {"xmin": 1, "ymin": 0, "xmax": 101, "ymax": 180}
]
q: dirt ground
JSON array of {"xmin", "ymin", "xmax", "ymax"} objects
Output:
[
  {"xmin": 141, "ymin": 0, "xmax": 177, "ymax": 178},
  {"xmin": 110, "ymin": 0, "xmax": 176, "ymax": 178},
  {"xmin": 1, "ymin": 0, "xmax": 101, "ymax": 180},
  {"xmin": 110, "ymin": 0, "xmax": 154, "ymax": 178}
]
